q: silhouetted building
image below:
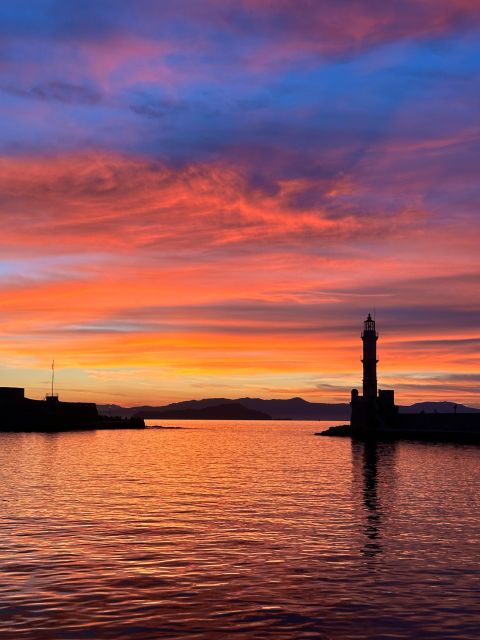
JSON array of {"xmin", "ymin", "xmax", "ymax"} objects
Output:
[
  {"xmin": 0, "ymin": 387, "xmax": 144, "ymax": 431},
  {"xmin": 350, "ymin": 315, "xmax": 398, "ymax": 434},
  {"xmin": 362, "ymin": 314, "xmax": 378, "ymax": 400},
  {"xmin": 349, "ymin": 315, "xmax": 480, "ymax": 440},
  {"xmin": 0, "ymin": 387, "xmax": 25, "ymax": 402}
]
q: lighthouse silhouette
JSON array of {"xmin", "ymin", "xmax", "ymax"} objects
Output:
[
  {"xmin": 350, "ymin": 314, "xmax": 397, "ymax": 432},
  {"xmin": 362, "ymin": 313, "xmax": 378, "ymax": 400}
]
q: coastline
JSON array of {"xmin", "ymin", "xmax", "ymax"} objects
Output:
[{"xmin": 315, "ymin": 423, "xmax": 480, "ymax": 444}]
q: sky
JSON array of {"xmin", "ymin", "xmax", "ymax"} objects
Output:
[{"xmin": 0, "ymin": 0, "xmax": 479, "ymax": 406}]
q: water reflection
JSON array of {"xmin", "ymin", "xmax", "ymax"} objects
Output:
[
  {"xmin": 351, "ymin": 439, "xmax": 397, "ymax": 561},
  {"xmin": 1, "ymin": 423, "xmax": 480, "ymax": 639}
]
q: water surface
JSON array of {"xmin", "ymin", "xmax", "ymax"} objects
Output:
[{"xmin": 0, "ymin": 420, "xmax": 479, "ymax": 639}]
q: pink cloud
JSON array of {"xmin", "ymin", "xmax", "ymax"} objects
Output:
[{"xmin": 0, "ymin": 152, "xmax": 432, "ymax": 256}]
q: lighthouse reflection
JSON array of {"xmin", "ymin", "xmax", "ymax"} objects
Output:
[{"xmin": 351, "ymin": 439, "xmax": 397, "ymax": 560}]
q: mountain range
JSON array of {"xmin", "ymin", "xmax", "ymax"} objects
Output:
[{"xmin": 97, "ymin": 397, "xmax": 480, "ymax": 420}]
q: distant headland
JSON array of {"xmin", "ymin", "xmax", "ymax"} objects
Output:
[{"xmin": 136, "ymin": 402, "xmax": 271, "ymax": 421}]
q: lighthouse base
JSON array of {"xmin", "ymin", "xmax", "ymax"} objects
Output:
[{"xmin": 350, "ymin": 388, "xmax": 398, "ymax": 435}]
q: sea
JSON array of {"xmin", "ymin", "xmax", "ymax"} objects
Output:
[{"xmin": 0, "ymin": 420, "xmax": 479, "ymax": 639}]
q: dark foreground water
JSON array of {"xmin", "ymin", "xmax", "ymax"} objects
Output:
[{"xmin": 0, "ymin": 420, "xmax": 479, "ymax": 639}]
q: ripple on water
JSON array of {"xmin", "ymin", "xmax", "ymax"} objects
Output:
[{"xmin": 0, "ymin": 422, "xmax": 479, "ymax": 639}]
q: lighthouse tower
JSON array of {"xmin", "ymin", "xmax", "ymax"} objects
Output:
[
  {"xmin": 350, "ymin": 313, "xmax": 397, "ymax": 433},
  {"xmin": 362, "ymin": 313, "xmax": 378, "ymax": 400}
]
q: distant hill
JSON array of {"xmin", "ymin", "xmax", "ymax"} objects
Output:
[
  {"xmin": 98, "ymin": 397, "xmax": 351, "ymax": 420},
  {"xmin": 137, "ymin": 402, "xmax": 271, "ymax": 420},
  {"xmin": 398, "ymin": 402, "xmax": 480, "ymax": 414},
  {"xmin": 98, "ymin": 397, "xmax": 480, "ymax": 420}
]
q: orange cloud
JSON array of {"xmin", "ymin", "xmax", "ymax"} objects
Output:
[{"xmin": 0, "ymin": 152, "xmax": 478, "ymax": 406}]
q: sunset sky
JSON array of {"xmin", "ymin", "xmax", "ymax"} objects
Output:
[{"xmin": 0, "ymin": 1, "xmax": 479, "ymax": 406}]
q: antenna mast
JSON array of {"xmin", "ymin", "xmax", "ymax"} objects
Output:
[{"xmin": 51, "ymin": 360, "xmax": 55, "ymax": 397}]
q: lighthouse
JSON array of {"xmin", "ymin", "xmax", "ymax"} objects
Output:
[
  {"xmin": 350, "ymin": 313, "xmax": 397, "ymax": 432},
  {"xmin": 317, "ymin": 313, "xmax": 479, "ymax": 440},
  {"xmin": 362, "ymin": 313, "xmax": 378, "ymax": 400}
]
